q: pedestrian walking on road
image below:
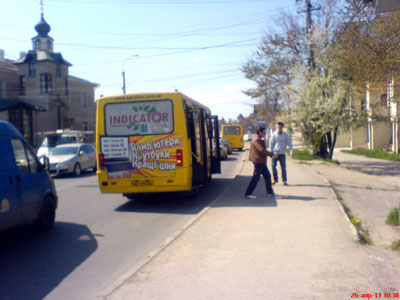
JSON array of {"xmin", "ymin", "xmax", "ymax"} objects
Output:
[
  {"xmin": 270, "ymin": 122, "xmax": 293, "ymax": 186},
  {"xmin": 245, "ymin": 127, "xmax": 275, "ymax": 199}
]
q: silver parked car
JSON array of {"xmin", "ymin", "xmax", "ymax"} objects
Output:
[
  {"xmin": 48, "ymin": 143, "xmax": 96, "ymax": 176},
  {"xmin": 220, "ymin": 138, "xmax": 232, "ymax": 154}
]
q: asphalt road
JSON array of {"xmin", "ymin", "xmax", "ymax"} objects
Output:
[{"xmin": 0, "ymin": 151, "xmax": 245, "ymax": 300}]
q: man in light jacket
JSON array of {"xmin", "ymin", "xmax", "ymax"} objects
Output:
[
  {"xmin": 270, "ymin": 122, "xmax": 293, "ymax": 186},
  {"xmin": 245, "ymin": 127, "xmax": 275, "ymax": 199}
]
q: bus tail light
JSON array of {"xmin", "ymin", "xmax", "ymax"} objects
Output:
[
  {"xmin": 99, "ymin": 152, "xmax": 105, "ymax": 168},
  {"xmin": 176, "ymin": 150, "xmax": 183, "ymax": 166}
]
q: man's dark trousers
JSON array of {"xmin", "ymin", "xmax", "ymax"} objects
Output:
[{"xmin": 245, "ymin": 162, "xmax": 274, "ymax": 195}]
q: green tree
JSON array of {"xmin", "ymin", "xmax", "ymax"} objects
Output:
[
  {"xmin": 334, "ymin": 9, "xmax": 400, "ymax": 86},
  {"xmin": 242, "ymin": 0, "xmax": 358, "ymax": 158}
]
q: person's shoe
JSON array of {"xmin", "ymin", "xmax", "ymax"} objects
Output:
[
  {"xmin": 245, "ymin": 195, "xmax": 257, "ymax": 199},
  {"xmin": 283, "ymin": 182, "xmax": 288, "ymax": 186},
  {"xmin": 272, "ymin": 180, "xmax": 277, "ymax": 185}
]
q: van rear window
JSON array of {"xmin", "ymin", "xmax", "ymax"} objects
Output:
[
  {"xmin": 105, "ymin": 100, "xmax": 173, "ymax": 136},
  {"xmin": 223, "ymin": 126, "xmax": 241, "ymax": 135}
]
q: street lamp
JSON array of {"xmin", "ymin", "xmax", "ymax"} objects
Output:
[{"xmin": 122, "ymin": 54, "xmax": 138, "ymax": 94}]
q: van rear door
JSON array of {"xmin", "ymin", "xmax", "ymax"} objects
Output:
[
  {"xmin": 10, "ymin": 138, "xmax": 47, "ymax": 222},
  {"xmin": 0, "ymin": 136, "xmax": 20, "ymax": 231}
]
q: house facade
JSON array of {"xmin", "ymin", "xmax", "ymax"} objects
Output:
[
  {"xmin": 0, "ymin": 14, "xmax": 97, "ymax": 147},
  {"xmin": 345, "ymin": 80, "xmax": 399, "ymax": 153}
]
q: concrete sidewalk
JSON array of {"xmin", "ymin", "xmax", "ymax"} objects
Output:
[
  {"xmin": 306, "ymin": 149, "xmax": 400, "ymax": 247},
  {"xmin": 99, "ymin": 152, "xmax": 400, "ymax": 300}
]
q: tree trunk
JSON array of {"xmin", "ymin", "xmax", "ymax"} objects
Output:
[{"xmin": 328, "ymin": 129, "xmax": 338, "ymax": 160}]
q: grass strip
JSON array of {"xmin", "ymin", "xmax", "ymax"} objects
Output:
[
  {"xmin": 292, "ymin": 149, "xmax": 339, "ymax": 164},
  {"xmin": 341, "ymin": 149, "xmax": 400, "ymax": 162},
  {"xmin": 391, "ymin": 240, "xmax": 400, "ymax": 251},
  {"xmin": 386, "ymin": 207, "xmax": 399, "ymax": 226}
]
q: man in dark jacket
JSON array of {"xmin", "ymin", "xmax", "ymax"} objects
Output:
[{"xmin": 245, "ymin": 127, "xmax": 276, "ymax": 199}]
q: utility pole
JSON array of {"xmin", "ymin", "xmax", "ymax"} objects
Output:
[
  {"xmin": 56, "ymin": 95, "xmax": 64, "ymax": 129},
  {"xmin": 122, "ymin": 54, "xmax": 138, "ymax": 94},
  {"xmin": 122, "ymin": 71, "xmax": 126, "ymax": 94},
  {"xmin": 297, "ymin": 0, "xmax": 320, "ymax": 68}
]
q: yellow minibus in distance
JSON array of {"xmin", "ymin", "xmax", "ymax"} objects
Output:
[
  {"xmin": 96, "ymin": 92, "xmax": 221, "ymax": 199},
  {"xmin": 221, "ymin": 124, "xmax": 244, "ymax": 151}
]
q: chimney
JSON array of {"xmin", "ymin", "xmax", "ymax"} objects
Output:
[{"xmin": 0, "ymin": 49, "xmax": 4, "ymax": 61}]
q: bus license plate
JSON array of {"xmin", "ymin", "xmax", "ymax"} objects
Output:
[{"xmin": 131, "ymin": 179, "xmax": 153, "ymax": 186}]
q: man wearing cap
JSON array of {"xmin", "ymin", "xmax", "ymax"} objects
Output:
[{"xmin": 245, "ymin": 127, "xmax": 276, "ymax": 199}]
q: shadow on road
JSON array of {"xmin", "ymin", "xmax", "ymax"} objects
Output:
[
  {"xmin": 224, "ymin": 156, "xmax": 240, "ymax": 162},
  {"xmin": 342, "ymin": 161, "xmax": 400, "ymax": 177},
  {"xmin": 115, "ymin": 178, "xmax": 234, "ymax": 215},
  {"xmin": 115, "ymin": 172, "xmax": 323, "ymax": 213},
  {"xmin": 52, "ymin": 170, "xmax": 97, "ymax": 180},
  {"xmin": 211, "ymin": 175, "xmax": 321, "ymax": 208},
  {"xmin": 285, "ymin": 184, "xmax": 330, "ymax": 188},
  {"xmin": 0, "ymin": 222, "xmax": 98, "ymax": 300}
]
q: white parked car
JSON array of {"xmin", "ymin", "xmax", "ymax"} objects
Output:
[{"xmin": 48, "ymin": 143, "xmax": 96, "ymax": 176}]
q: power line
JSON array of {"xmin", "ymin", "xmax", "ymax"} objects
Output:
[
  {"xmin": 73, "ymin": 38, "xmax": 260, "ymax": 66},
  {"xmin": 48, "ymin": 0, "xmax": 270, "ymax": 4}
]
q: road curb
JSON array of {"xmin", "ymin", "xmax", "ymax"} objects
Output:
[{"xmin": 96, "ymin": 150, "xmax": 249, "ymax": 300}]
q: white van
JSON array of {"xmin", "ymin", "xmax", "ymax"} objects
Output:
[{"xmin": 36, "ymin": 129, "xmax": 94, "ymax": 157}]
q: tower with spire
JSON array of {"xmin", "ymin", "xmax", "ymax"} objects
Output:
[
  {"xmin": 14, "ymin": 1, "xmax": 72, "ymax": 129},
  {"xmin": 32, "ymin": 12, "xmax": 54, "ymax": 52},
  {"xmin": 9, "ymin": 0, "xmax": 97, "ymax": 144}
]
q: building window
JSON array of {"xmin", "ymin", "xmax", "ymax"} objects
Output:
[
  {"xmin": 9, "ymin": 108, "xmax": 33, "ymax": 145},
  {"xmin": 64, "ymin": 77, "xmax": 69, "ymax": 95},
  {"xmin": 380, "ymin": 94, "xmax": 387, "ymax": 107},
  {"xmin": 28, "ymin": 62, "xmax": 36, "ymax": 78},
  {"xmin": 35, "ymin": 39, "xmax": 41, "ymax": 50},
  {"xmin": 19, "ymin": 75, "xmax": 26, "ymax": 96},
  {"xmin": 81, "ymin": 92, "xmax": 87, "ymax": 107},
  {"xmin": 40, "ymin": 73, "xmax": 52, "ymax": 94},
  {"xmin": 56, "ymin": 63, "xmax": 62, "ymax": 78},
  {"xmin": 361, "ymin": 98, "xmax": 367, "ymax": 111}
]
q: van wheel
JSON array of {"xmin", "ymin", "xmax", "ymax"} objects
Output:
[
  {"xmin": 73, "ymin": 163, "xmax": 81, "ymax": 177},
  {"xmin": 34, "ymin": 195, "xmax": 56, "ymax": 230}
]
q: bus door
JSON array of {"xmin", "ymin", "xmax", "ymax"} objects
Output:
[
  {"xmin": 209, "ymin": 115, "xmax": 221, "ymax": 174},
  {"xmin": 187, "ymin": 109, "xmax": 208, "ymax": 186}
]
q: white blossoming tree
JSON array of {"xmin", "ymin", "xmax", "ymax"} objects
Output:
[{"xmin": 287, "ymin": 28, "xmax": 364, "ymax": 159}]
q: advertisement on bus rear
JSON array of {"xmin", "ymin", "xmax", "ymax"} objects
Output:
[
  {"xmin": 104, "ymin": 100, "xmax": 173, "ymax": 136},
  {"xmin": 100, "ymin": 134, "xmax": 183, "ymax": 179}
]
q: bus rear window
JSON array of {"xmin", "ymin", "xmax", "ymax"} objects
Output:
[
  {"xmin": 223, "ymin": 126, "xmax": 241, "ymax": 135},
  {"xmin": 105, "ymin": 100, "xmax": 173, "ymax": 136}
]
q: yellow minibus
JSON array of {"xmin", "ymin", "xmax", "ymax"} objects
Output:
[
  {"xmin": 221, "ymin": 124, "xmax": 244, "ymax": 151},
  {"xmin": 96, "ymin": 92, "xmax": 221, "ymax": 199}
]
